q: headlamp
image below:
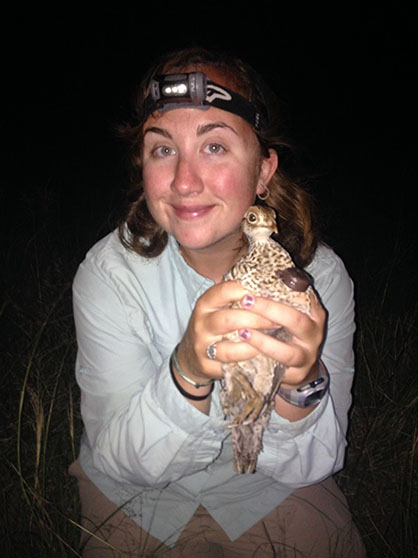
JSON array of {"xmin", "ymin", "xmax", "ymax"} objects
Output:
[{"xmin": 143, "ymin": 72, "xmax": 268, "ymax": 131}]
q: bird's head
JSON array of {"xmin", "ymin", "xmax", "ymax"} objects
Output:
[{"xmin": 242, "ymin": 205, "xmax": 278, "ymax": 241}]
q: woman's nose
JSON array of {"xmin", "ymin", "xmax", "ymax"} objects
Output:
[{"xmin": 171, "ymin": 156, "xmax": 204, "ymax": 196}]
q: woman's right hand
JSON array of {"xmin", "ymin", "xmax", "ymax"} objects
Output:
[{"xmin": 176, "ymin": 281, "xmax": 276, "ymax": 384}]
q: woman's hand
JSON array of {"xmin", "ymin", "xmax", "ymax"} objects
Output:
[
  {"xmin": 176, "ymin": 281, "xmax": 277, "ymax": 384},
  {"xmin": 233, "ymin": 290, "xmax": 327, "ymax": 389}
]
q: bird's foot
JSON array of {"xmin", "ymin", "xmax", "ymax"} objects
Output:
[
  {"xmin": 233, "ymin": 455, "xmax": 258, "ymax": 474},
  {"xmin": 227, "ymin": 372, "xmax": 265, "ymax": 426}
]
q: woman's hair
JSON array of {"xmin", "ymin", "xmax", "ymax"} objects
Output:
[{"xmin": 117, "ymin": 46, "xmax": 319, "ymax": 268}]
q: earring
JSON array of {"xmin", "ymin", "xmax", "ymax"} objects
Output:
[{"xmin": 257, "ymin": 183, "xmax": 270, "ymax": 200}]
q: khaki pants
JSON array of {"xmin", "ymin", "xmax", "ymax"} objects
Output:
[{"xmin": 69, "ymin": 461, "xmax": 366, "ymax": 557}]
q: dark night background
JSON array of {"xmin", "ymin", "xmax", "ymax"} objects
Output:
[
  {"xmin": 2, "ymin": 8, "xmax": 417, "ymax": 306},
  {"xmin": 1, "ymin": 9, "xmax": 417, "ymax": 556}
]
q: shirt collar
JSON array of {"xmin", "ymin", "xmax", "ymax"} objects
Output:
[{"xmin": 167, "ymin": 235, "xmax": 214, "ymax": 295}]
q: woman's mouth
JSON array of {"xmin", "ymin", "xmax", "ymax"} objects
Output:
[{"xmin": 171, "ymin": 204, "xmax": 215, "ymax": 220}]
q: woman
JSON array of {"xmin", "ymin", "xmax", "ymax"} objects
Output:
[{"xmin": 70, "ymin": 47, "xmax": 366, "ymax": 556}]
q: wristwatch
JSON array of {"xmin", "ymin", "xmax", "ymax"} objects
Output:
[{"xmin": 277, "ymin": 362, "xmax": 329, "ymax": 408}]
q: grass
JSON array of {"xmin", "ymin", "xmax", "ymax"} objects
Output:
[
  {"xmin": 1, "ymin": 254, "xmax": 81, "ymax": 556},
  {"xmin": 336, "ymin": 302, "xmax": 418, "ymax": 556},
  {"xmin": 1, "ymin": 188, "xmax": 417, "ymax": 557}
]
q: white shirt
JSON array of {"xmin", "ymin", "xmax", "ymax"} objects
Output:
[{"xmin": 73, "ymin": 231, "xmax": 355, "ymax": 546}]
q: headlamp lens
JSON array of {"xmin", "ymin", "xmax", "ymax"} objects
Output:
[{"xmin": 162, "ymin": 83, "xmax": 188, "ymax": 97}]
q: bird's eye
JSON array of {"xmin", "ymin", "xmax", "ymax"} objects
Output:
[{"xmin": 247, "ymin": 213, "xmax": 257, "ymax": 223}]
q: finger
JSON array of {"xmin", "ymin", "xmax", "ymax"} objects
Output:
[
  {"xmin": 211, "ymin": 338, "xmax": 260, "ymax": 363},
  {"xmin": 235, "ymin": 327, "xmax": 319, "ymax": 384},
  {"xmin": 197, "ymin": 280, "xmax": 253, "ymax": 311},
  {"xmin": 242, "ymin": 292, "xmax": 325, "ymax": 338},
  {"xmin": 235, "ymin": 327, "xmax": 299, "ymax": 365},
  {"xmin": 205, "ymin": 307, "xmax": 276, "ymax": 337}
]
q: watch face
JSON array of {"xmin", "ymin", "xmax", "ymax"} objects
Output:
[{"xmin": 297, "ymin": 376, "xmax": 324, "ymax": 392}]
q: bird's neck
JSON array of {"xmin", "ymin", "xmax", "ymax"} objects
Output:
[{"xmin": 248, "ymin": 233, "xmax": 273, "ymax": 248}]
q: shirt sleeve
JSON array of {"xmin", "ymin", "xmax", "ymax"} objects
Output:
[
  {"xmin": 73, "ymin": 260, "xmax": 227, "ymax": 488},
  {"xmin": 257, "ymin": 247, "xmax": 355, "ymax": 487}
]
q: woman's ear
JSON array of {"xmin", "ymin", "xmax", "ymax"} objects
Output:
[{"xmin": 258, "ymin": 148, "xmax": 278, "ymax": 189}]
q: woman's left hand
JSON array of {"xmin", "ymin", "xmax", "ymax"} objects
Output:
[{"xmin": 236, "ymin": 291, "xmax": 327, "ymax": 388}]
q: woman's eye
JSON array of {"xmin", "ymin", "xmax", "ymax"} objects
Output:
[
  {"xmin": 153, "ymin": 145, "xmax": 175, "ymax": 157},
  {"xmin": 204, "ymin": 143, "xmax": 225, "ymax": 155}
]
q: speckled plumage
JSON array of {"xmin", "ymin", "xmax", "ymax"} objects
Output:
[{"xmin": 220, "ymin": 205, "xmax": 313, "ymax": 473}]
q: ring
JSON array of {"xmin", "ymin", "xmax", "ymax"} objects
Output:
[{"xmin": 206, "ymin": 342, "xmax": 218, "ymax": 361}]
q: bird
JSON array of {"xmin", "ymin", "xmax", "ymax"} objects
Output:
[{"xmin": 220, "ymin": 205, "xmax": 313, "ymax": 474}]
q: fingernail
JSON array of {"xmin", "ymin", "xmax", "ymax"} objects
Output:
[
  {"xmin": 242, "ymin": 295, "xmax": 255, "ymax": 308},
  {"xmin": 239, "ymin": 329, "xmax": 251, "ymax": 340}
]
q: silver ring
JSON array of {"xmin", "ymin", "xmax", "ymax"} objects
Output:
[{"xmin": 206, "ymin": 342, "xmax": 218, "ymax": 361}]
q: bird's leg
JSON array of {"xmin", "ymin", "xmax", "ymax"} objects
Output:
[
  {"xmin": 226, "ymin": 370, "xmax": 265, "ymax": 425},
  {"xmin": 235, "ymin": 328, "xmax": 289, "ymax": 423},
  {"xmin": 222, "ymin": 328, "xmax": 290, "ymax": 427}
]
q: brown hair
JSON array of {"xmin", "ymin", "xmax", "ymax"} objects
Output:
[{"xmin": 117, "ymin": 47, "xmax": 319, "ymax": 267}]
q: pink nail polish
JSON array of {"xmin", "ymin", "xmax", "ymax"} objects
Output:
[
  {"xmin": 242, "ymin": 295, "xmax": 255, "ymax": 308},
  {"xmin": 239, "ymin": 329, "xmax": 251, "ymax": 340}
]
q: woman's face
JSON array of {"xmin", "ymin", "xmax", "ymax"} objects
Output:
[{"xmin": 141, "ymin": 105, "xmax": 277, "ymax": 255}]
